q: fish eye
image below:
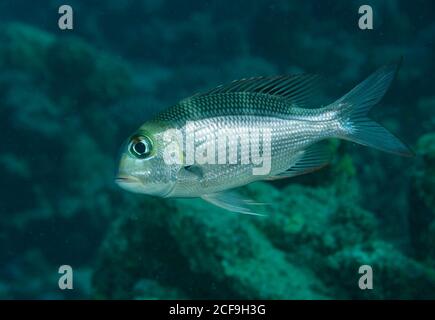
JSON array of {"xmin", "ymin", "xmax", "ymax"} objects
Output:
[{"xmin": 129, "ymin": 135, "xmax": 153, "ymax": 159}]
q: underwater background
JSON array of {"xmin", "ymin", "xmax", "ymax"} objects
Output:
[{"xmin": 0, "ymin": 0, "xmax": 434, "ymax": 299}]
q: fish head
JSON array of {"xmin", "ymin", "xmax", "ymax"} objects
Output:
[{"xmin": 115, "ymin": 122, "xmax": 183, "ymax": 197}]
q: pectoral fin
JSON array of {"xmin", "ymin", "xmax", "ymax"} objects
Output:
[
  {"xmin": 202, "ymin": 190, "xmax": 267, "ymax": 216},
  {"xmin": 183, "ymin": 165, "xmax": 204, "ymax": 179},
  {"xmin": 177, "ymin": 165, "xmax": 204, "ymax": 183}
]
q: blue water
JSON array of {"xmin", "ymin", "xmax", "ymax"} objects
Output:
[{"xmin": 0, "ymin": 0, "xmax": 434, "ymax": 299}]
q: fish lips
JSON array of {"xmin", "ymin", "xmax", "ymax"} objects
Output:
[
  {"xmin": 115, "ymin": 174, "xmax": 176, "ymax": 197},
  {"xmin": 115, "ymin": 175, "xmax": 144, "ymax": 193}
]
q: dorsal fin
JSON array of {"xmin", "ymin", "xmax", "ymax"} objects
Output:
[
  {"xmin": 190, "ymin": 73, "xmax": 323, "ymax": 107},
  {"xmin": 157, "ymin": 73, "xmax": 324, "ymax": 123}
]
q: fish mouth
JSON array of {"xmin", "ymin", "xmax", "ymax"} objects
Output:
[
  {"xmin": 115, "ymin": 175, "xmax": 140, "ymax": 184},
  {"xmin": 115, "ymin": 175, "xmax": 144, "ymax": 194}
]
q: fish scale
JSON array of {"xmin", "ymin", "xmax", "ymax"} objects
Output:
[{"xmin": 168, "ymin": 114, "xmax": 329, "ymax": 197}]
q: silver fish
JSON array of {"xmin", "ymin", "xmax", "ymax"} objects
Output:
[{"xmin": 116, "ymin": 64, "xmax": 411, "ymax": 215}]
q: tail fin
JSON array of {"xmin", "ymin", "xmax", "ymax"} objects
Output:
[{"xmin": 334, "ymin": 62, "xmax": 413, "ymax": 157}]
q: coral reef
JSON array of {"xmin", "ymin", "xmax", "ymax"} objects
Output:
[
  {"xmin": 0, "ymin": 23, "xmax": 133, "ymax": 298},
  {"xmin": 409, "ymin": 133, "xmax": 435, "ymax": 268},
  {"xmin": 93, "ymin": 177, "xmax": 435, "ymax": 299},
  {"xmin": 0, "ymin": 0, "xmax": 434, "ymax": 299},
  {"xmin": 93, "ymin": 185, "xmax": 329, "ymax": 299}
]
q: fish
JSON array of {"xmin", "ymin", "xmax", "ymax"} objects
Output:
[{"xmin": 115, "ymin": 63, "xmax": 412, "ymax": 215}]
